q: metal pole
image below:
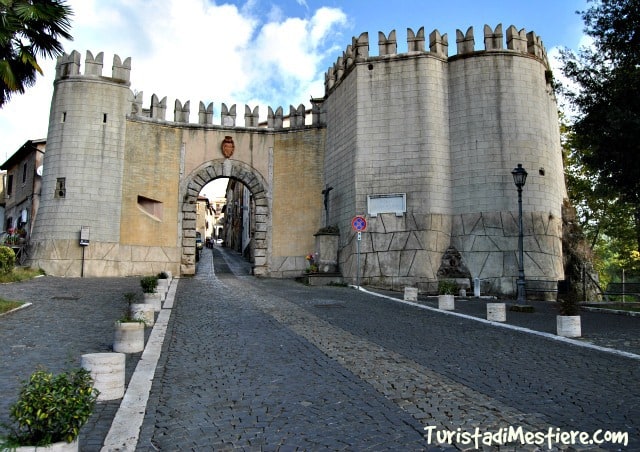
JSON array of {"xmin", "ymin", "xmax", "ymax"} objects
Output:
[
  {"xmin": 356, "ymin": 233, "xmax": 360, "ymax": 289},
  {"xmin": 516, "ymin": 184, "xmax": 526, "ymax": 303}
]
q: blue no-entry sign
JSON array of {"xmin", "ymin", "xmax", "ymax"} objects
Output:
[{"xmin": 352, "ymin": 215, "xmax": 367, "ymax": 232}]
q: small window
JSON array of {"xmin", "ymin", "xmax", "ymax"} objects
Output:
[
  {"xmin": 22, "ymin": 162, "xmax": 27, "ymax": 184},
  {"xmin": 61, "ymin": 112, "xmax": 66, "ymax": 123},
  {"xmin": 137, "ymin": 195, "xmax": 163, "ymax": 221},
  {"xmin": 55, "ymin": 178, "xmax": 66, "ymax": 198},
  {"xmin": 7, "ymin": 174, "xmax": 13, "ymax": 196},
  {"xmin": 103, "ymin": 113, "xmax": 107, "ymax": 123}
]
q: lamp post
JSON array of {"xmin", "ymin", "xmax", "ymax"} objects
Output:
[{"xmin": 512, "ymin": 163, "xmax": 528, "ymax": 304}]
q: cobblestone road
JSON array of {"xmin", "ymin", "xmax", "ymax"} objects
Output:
[
  {"xmin": 136, "ymin": 248, "xmax": 640, "ymax": 451},
  {"xmin": 1, "ymin": 247, "xmax": 639, "ymax": 451}
]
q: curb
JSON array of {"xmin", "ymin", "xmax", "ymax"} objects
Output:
[
  {"xmin": 101, "ymin": 279, "xmax": 178, "ymax": 451},
  {"xmin": 355, "ymin": 286, "xmax": 640, "ymax": 362}
]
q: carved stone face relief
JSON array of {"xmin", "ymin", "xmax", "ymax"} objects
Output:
[{"xmin": 221, "ymin": 136, "xmax": 235, "ymax": 158}]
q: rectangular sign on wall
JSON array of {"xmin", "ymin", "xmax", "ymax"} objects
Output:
[{"xmin": 367, "ymin": 193, "xmax": 406, "ymax": 217}]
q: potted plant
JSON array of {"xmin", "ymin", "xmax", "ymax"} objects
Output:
[
  {"xmin": 556, "ymin": 297, "xmax": 581, "ymax": 338},
  {"xmin": 1, "ymin": 368, "xmax": 98, "ymax": 451},
  {"xmin": 140, "ymin": 276, "xmax": 161, "ymax": 311},
  {"xmin": 126, "ymin": 291, "xmax": 155, "ymax": 327},
  {"xmin": 437, "ymin": 280, "xmax": 457, "ymax": 310},
  {"xmin": 113, "ymin": 293, "xmax": 146, "ymax": 353}
]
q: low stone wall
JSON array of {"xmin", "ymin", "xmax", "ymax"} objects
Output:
[{"xmin": 28, "ymin": 240, "xmax": 181, "ymax": 277}]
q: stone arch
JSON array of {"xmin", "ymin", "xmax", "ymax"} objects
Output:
[{"xmin": 180, "ymin": 159, "xmax": 270, "ymax": 276}]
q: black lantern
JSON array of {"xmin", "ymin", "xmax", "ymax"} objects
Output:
[
  {"xmin": 512, "ymin": 164, "xmax": 528, "ymax": 303},
  {"xmin": 512, "ymin": 163, "xmax": 528, "ymax": 188}
]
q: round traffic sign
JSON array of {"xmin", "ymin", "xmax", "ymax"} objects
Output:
[{"xmin": 352, "ymin": 215, "xmax": 367, "ymax": 232}]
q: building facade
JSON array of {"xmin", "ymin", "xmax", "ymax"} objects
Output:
[
  {"xmin": 27, "ymin": 24, "xmax": 566, "ymax": 296},
  {"xmin": 1, "ymin": 139, "xmax": 45, "ymax": 239}
]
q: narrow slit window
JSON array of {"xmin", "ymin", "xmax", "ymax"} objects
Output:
[
  {"xmin": 103, "ymin": 113, "xmax": 107, "ymax": 123},
  {"xmin": 55, "ymin": 178, "xmax": 66, "ymax": 198},
  {"xmin": 61, "ymin": 112, "xmax": 66, "ymax": 123}
]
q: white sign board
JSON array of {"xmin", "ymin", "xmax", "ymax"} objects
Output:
[{"xmin": 367, "ymin": 193, "xmax": 406, "ymax": 217}]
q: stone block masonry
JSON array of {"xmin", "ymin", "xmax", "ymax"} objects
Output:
[{"xmin": 28, "ymin": 23, "xmax": 566, "ymax": 296}]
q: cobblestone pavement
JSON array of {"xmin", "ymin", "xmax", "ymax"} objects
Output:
[
  {"xmin": 136, "ymin": 248, "xmax": 639, "ymax": 451},
  {"xmin": 1, "ymin": 248, "xmax": 639, "ymax": 451}
]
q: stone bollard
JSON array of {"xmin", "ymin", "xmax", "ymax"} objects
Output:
[
  {"xmin": 157, "ymin": 278, "xmax": 169, "ymax": 296},
  {"xmin": 81, "ymin": 352, "xmax": 125, "ymax": 401},
  {"xmin": 487, "ymin": 302, "xmax": 506, "ymax": 322},
  {"xmin": 130, "ymin": 303, "xmax": 155, "ymax": 326},
  {"xmin": 404, "ymin": 287, "xmax": 418, "ymax": 301},
  {"xmin": 143, "ymin": 292, "xmax": 162, "ymax": 312}
]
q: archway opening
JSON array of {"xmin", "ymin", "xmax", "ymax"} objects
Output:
[
  {"xmin": 198, "ymin": 177, "xmax": 255, "ymax": 261},
  {"xmin": 181, "ymin": 160, "xmax": 269, "ymax": 277}
]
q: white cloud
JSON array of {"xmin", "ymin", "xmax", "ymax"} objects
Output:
[{"xmin": 0, "ymin": 0, "xmax": 348, "ymax": 161}]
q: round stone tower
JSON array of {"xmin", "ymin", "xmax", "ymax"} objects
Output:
[{"xmin": 30, "ymin": 50, "xmax": 132, "ymax": 276}]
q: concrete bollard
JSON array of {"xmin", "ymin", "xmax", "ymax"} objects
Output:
[
  {"xmin": 143, "ymin": 292, "xmax": 162, "ymax": 312},
  {"xmin": 474, "ymin": 277, "xmax": 481, "ymax": 298},
  {"xmin": 404, "ymin": 287, "xmax": 418, "ymax": 301},
  {"xmin": 130, "ymin": 303, "xmax": 155, "ymax": 327},
  {"xmin": 487, "ymin": 302, "xmax": 506, "ymax": 322},
  {"xmin": 81, "ymin": 352, "xmax": 125, "ymax": 401}
]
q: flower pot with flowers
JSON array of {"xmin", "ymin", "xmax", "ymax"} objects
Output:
[
  {"xmin": 305, "ymin": 253, "xmax": 318, "ymax": 274},
  {"xmin": 0, "ymin": 368, "xmax": 98, "ymax": 451}
]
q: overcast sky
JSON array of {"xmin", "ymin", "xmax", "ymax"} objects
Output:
[{"xmin": 0, "ymin": 0, "xmax": 589, "ymax": 176}]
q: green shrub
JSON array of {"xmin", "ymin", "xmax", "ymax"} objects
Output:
[
  {"xmin": 3, "ymin": 368, "xmax": 98, "ymax": 446},
  {"xmin": 140, "ymin": 275, "xmax": 158, "ymax": 293},
  {"xmin": 438, "ymin": 280, "xmax": 458, "ymax": 295},
  {"xmin": 157, "ymin": 271, "xmax": 168, "ymax": 279},
  {"xmin": 0, "ymin": 246, "xmax": 15, "ymax": 275}
]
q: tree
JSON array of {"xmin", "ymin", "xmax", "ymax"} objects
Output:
[
  {"xmin": 0, "ymin": 0, "xmax": 73, "ymax": 107},
  {"xmin": 560, "ymin": 0, "xmax": 640, "ymax": 250}
]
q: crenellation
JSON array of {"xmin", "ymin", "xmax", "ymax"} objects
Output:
[
  {"xmin": 174, "ymin": 100, "xmax": 190, "ymax": 123},
  {"xmin": 483, "ymin": 24, "xmax": 503, "ymax": 51},
  {"xmin": 244, "ymin": 105, "xmax": 259, "ymax": 127},
  {"xmin": 506, "ymin": 26, "xmax": 528, "ymax": 52},
  {"xmin": 55, "ymin": 50, "xmax": 81, "ymax": 80},
  {"xmin": 378, "ymin": 30, "xmax": 397, "ymax": 56},
  {"xmin": 526, "ymin": 31, "xmax": 546, "ymax": 61},
  {"xmin": 84, "ymin": 51, "xmax": 104, "ymax": 76},
  {"xmin": 289, "ymin": 104, "xmax": 306, "ymax": 128},
  {"xmin": 221, "ymin": 103, "xmax": 236, "ymax": 126},
  {"xmin": 150, "ymin": 94, "xmax": 167, "ymax": 120},
  {"xmin": 456, "ymin": 27, "xmax": 475, "ymax": 54},
  {"xmin": 268, "ymin": 106, "xmax": 284, "ymax": 129},
  {"xmin": 429, "ymin": 29, "xmax": 448, "ymax": 57},
  {"xmin": 131, "ymin": 91, "xmax": 143, "ymax": 116},
  {"xmin": 407, "ymin": 27, "xmax": 425, "ymax": 53},
  {"xmin": 198, "ymin": 102, "xmax": 213, "ymax": 125},
  {"xmin": 353, "ymin": 32, "xmax": 369, "ymax": 60},
  {"xmin": 111, "ymin": 54, "xmax": 131, "ymax": 84},
  {"xmin": 310, "ymin": 98, "xmax": 325, "ymax": 126}
]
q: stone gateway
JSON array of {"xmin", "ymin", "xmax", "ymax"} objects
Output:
[{"xmin": 29, "ymin": 24, "xmax": 565, "ymax": 296}]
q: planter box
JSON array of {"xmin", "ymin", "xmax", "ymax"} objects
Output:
[
  {"xmin": 438, "ymin": 294, "xmax": 454, "ymax": 311},
  {"xmin": 557, "ymin": 315, "xmax": 581, "ymax": 338},
  {"xmin": 130, "ymin": 303, "xmax": 155, "ymax": 326},
  {"xmin": 487, "ymin": 303, "xmax": 506, "ymax": 322},
  {"xmin": 113, "ymin": 321, "xmax": 145, "ymax": 353}
]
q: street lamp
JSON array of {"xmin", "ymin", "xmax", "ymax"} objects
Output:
[{"xmin": 512, "ymin": 164, "xmax": 528, "ymax": 303}]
